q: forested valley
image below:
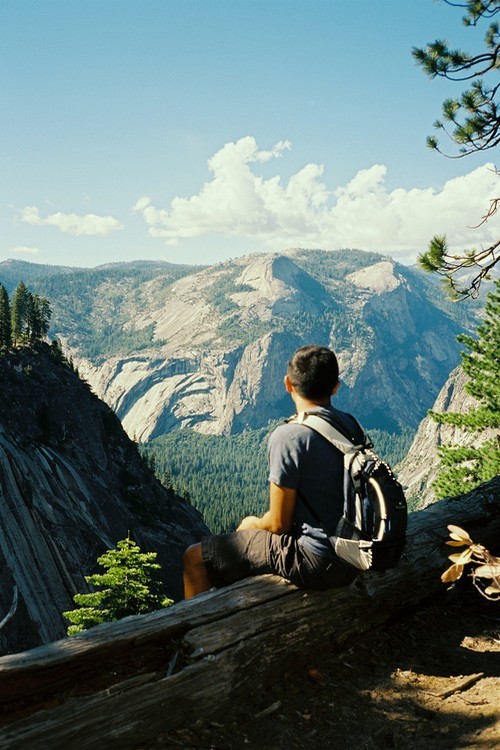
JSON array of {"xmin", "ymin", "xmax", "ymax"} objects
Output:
[{"xmin": 140, "ymin": 425, "xmax": 416, "ymax": 533}]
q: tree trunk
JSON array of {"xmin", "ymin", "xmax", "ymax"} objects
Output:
[{"xmin": 0, "ymin": 477, "xmax": 498, "ymax": 749}]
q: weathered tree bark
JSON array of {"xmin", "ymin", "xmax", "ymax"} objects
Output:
[{"xmin": 0, "ymin": 477, "xmax": 498, "ymax": 750}]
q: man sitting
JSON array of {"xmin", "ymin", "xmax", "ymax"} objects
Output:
[{"xmin": 183, "ymin": 345, "xmax": 364, "ymax": 598}]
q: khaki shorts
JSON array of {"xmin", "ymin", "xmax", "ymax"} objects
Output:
[{"xmin": 201, "ymin": 529, "xmax": 357, "ymax": 590}]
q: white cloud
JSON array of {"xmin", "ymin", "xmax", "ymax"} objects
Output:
[
  {"xmin": 10, "ymin": 245, "xmax": 40, "ymax": 255},
  {"xmin": 20, "ymin": 206, "xmax": 123, "ymax": 236},
  {"xmin": 133, "ymin": 136, "xmax": 499, "ymax": 259}
]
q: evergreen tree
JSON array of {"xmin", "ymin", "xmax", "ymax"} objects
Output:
[
  {"xmin": 0, "ymin": 284, "xmax": 11, "ymax": 349},
  {"xmin": 413, "ymin": 1, "xmax": 499, "ymax": 297},
  {"xmin": 11, "ymin": 281, "xmax": 28, "ymax": 345},
  {"xmin": 10, "ymin": 283, "xmax": 52, "ymax": 346},
  {"xmin": 37, "ymin": 295, "xmax": 52, "ymax": 338},
  {"xmin": 26, "ymin": 293, "xmax": 51, "ymax": 343},
  {"xmin": 25, "ymin": 292, "xmax": 39, "ymax": 343},
  {"xmin": 63, "ymin": 536, "xmax": 173, "ymax": 635},
  {"xmin": 430, "ymin": 279, "xmax": 500, "ymax": 498}
]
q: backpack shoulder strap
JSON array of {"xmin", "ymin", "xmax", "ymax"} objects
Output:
[{"xmin": 290, "ymin": 411, "xmax": 366, "ymax": 455}]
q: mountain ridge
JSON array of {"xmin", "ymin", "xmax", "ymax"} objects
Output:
[{"xmin": 0, "ymin": 249, "xmax": 482, "ymax": 439}]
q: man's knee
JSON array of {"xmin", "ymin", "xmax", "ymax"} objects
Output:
[
  {"xmin": 183, "ymin": 542, "xmax": 203, "ymax": 571},
  {"xmin": 183, "ymin": 542, "xmax": 213, "ymax": 598}
]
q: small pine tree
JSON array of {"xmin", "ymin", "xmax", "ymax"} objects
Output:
[
  {"xmin": 430, "ymin": 279, "xmax": 500, "ymax": 498},
  {"xmin": 63, "ymin": 536, "xmax": 173, "ymax": 635}
]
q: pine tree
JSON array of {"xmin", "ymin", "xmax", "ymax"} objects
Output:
[
  {"xmin": 0, "ymin": 284, "xmax": 11, "ymax": 350},
  {"xmin": 11, "ymin": 281, "xmax": 28, "ymax": 345},
  {"xmin": 413, "ymin": 1, "xmax": 499, "ymax": 297},
  {"xmin": 9, "ymin": 283, "xmax": 52, "ymax": 346},
  {"xmin": 430, "ymin": 279, "xmax": 500, "ymax": 498},
  {"xmin": 413, "ymin": 1, "xmax": 499, "ymax": 159},
  {"xmin": 36, "ymin": 295, "xmax": 51, "ymax": 339},
  {"xmin": 63, "ymin": 536, "xmax": 173, "ymax": 635},
  {"xmin": 26, "ymin": 293, "xmax": 51, "ymax": 343}
]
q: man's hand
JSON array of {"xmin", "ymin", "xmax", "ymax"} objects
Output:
[{"xmin": 237, "ymin": 515, "xmax": 261, "ymax": 531}]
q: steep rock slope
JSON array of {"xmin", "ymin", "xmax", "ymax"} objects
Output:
[
  {"xmin": 397, "ymin": 365, "xmax": 498, "ymax": 506},
  {"xmin": 66, "ymin": 251, "xmax": 466, "ymax": 439},
  {"xmin": 0, "ymin": 345, "xmax": 208, "ymax": 655}
]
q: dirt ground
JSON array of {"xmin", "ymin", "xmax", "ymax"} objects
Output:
[{"xmin": 151, "ymin": 585, "xmax": 500, "ymax": 750}]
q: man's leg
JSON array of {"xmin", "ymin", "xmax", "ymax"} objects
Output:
[
  {"xmin": 183, "ymin": 543, "xmax": 213, "ymax": 599},
  {"xmin": 184, "ymin": 530, "xmax": 295, "ymax": 599}
]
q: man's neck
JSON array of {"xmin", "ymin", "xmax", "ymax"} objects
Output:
[{"xmin": 293, "ymin": 395, "xmax": 331, "ymax": 413}]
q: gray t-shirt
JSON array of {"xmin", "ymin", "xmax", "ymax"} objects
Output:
[{"xmin": 267, "ymin": 405, "xmax": 365, "ymax": 558}]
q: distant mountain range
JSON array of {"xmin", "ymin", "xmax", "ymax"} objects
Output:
[{"xmin": 0, "ymin": 249, "xmax": 482, "ymax": 438}]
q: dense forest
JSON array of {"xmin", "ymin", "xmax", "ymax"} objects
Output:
[{"xmin": 141, "ymin": 425, "xmax": 415, "ymax": 533}]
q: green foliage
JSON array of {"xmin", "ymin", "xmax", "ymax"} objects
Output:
[
  {"xmin": 413, "ymin": 1, "xmax": 499, "ymax": 297},
  {"xmin": 291, "ymin": 248, "xmax": 383, "ymax": 299},
  {"xmin": 11, "ymin": 281, "xmax": 28, "ymax": 345},
  {"xmin": 430, "ymin": 279, "xmax": 500, "ymax": 498},
  {"xmin": 412, "ymin": 1, "xmax": 499, "ymax": 158},
  {"xmin": 49, "ymin": 338, "xmax": 76, "ymax": 371},
  {"xmin": 209, "ymin": 251, "xmax": 386, "ymax": 348},
  {"xmin": 26, "ymin": 293, "xmax": 51, "ymax": 342},
  {"xmin": 142, "ymin": 428, "xmax": 271, "ymax": 533},
  {"xmin": 141, "ymin": 425, "xmax": 414, "ymax": 534},
  {"xmin": 63, "ymin": 537, "xmax": 173, "ymax": 635},
  {"xmin": 84, "ymin": 323, "xmax": 161, "ymax": 362},
  {"xmin": 432, "ymin": 438, "xmax": 499, "ymax": 498},
  {"xmin": 8, "ymin": 282, "xmax": 52, "ymax": 346},
  {"xmin": 207, "ymin": 268, "xmax": 253, "ymax": 315},
  {"xmin": 205, "ymin": 269, "xmax": 265, "ymax": 344},
  {"xmin": 216, "ymin": 315, "xmax": 270, "ymax": 346},
  {"xmin": 418, "ymin": 229, "xmax": 499, "ymax": 301},
  {"xmin": 27, "ymin": 262, "xmax": 200, "ymax": 359},
  {"xmin": 0, "ymin": 284, "xmax": 11, "ymax": 349},
  {"xmin": 367, "ymin": 427, "xmax": 416, "ymax": 466}
]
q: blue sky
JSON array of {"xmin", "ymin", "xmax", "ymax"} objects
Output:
[{"xmin": 1, "ymin": 0, "xmax": 498, "ymax": 268}]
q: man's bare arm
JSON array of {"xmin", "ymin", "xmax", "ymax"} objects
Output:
[{"xmin": 237, "ymin": 483, "xmax": 297, "ymax": 534}]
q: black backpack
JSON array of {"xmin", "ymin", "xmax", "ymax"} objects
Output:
[{"xmin": 288, "ymin": 411, "xmax": 408, "ymax": 572}]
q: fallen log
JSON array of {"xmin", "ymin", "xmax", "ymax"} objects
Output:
[{"xmin": 0, "ymin": 477, "xmax": 498, "ymax": 749}]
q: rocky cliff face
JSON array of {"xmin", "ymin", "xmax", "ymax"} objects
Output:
[
  {"xmin": 0, "ymin": 345, "xmax": 208, "ymax": 655},
  {"xmin": 52, "ymin": 250, "xmax": 468, "ymax": 440},
  {"xmin": 397, "ymin": 366, "xmax": 497, "ymax": 507}
]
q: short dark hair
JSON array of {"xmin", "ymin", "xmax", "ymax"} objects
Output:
[{"xmin": 287, "ymin": 345, "xmax": 339, "ymax": 400}]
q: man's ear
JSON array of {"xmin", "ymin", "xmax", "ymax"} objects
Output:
[
  {"xmin": 332, "ymin": 381, "xmax": 341, "ymax": 395},
  {"xmin": 284, "ymin": 374, "xmax": 294, "ymax": 393}
]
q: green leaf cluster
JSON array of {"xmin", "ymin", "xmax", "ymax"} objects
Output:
[{"xmin": 63, "ymin": 537, "xmax": 173, "ymax": 635}]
